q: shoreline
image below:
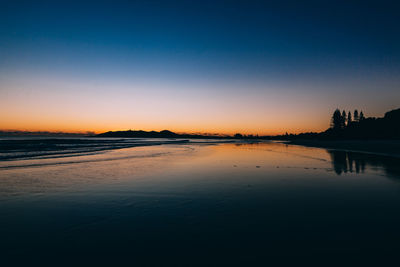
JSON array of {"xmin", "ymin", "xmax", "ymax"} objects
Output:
[{"xmin": 286, "ymin": 139, "xmax": 400, "ymax": 158}]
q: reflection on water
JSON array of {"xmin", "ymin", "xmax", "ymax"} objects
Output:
[
  {"xmin": 328, "ymin": 149, "xmax": 400, "ymax": 178},
  {"xmin": 1, "ymin": 141, "xmax": 400, "ymax": 198},
  {"xmin": 1, "ymin": 140, "xmax": 400, "ymax": 266}
]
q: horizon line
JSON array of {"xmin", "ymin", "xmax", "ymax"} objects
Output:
[{"xmin": 0, "ymin": 128, "xmax": 319, "ymax": 137}]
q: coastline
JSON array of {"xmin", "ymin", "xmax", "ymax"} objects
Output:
[{"xmin": 286, "ymin": 139, "xmax": 400, "ymax": 158}]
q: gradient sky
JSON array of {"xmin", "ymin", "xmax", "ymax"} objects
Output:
[{"xmin": 1, "ymin": 0, "xmax": 400, "ymax": 135}]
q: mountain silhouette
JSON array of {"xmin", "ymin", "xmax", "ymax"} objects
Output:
[
  {"xmin": 96, "ymin": 107, "xmax": 400, "ymax": 140},
  {"xmin": 96, "ymin": 130, "xmax": 230, "ymax": 139}
]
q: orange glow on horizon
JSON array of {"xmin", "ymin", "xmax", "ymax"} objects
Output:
[
  {"xmin": 0, "ymin": 120, "xmax": 328, "ymax": 136},
  {"xmin": 0, "ymin": 106, "xmax": 329, "ymax": 136},
  {"xmin": 2, "ymin": 73, "xmax": 397, "ymax": 136},
  {"xmin": 0, "ymin": 75, "xmax": 332, "ymax": 136}
]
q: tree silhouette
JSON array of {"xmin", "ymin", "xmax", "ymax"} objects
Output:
[
  {"xmin": 341, "ymin": 110, "xmax": 347, "ymax": 128},
  {"xmin": 359, "ymin": 111, "xmax": 365, "ymax": 121},
  {"xmin": 331, "ymin": 109, "xmax": 342, "ymax": 130},
  {"xmin": 354, "ymin": 109, "xmax": 359, "ymax": 122},
  {"xmin": 234, "ymin": 133, "xmax": 243, "ymax": 139},
  {"xmin": 347, "ymin": 111, "xmax": 352, "ymax": 125}
]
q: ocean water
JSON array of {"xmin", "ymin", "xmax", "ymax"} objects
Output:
[{"xmin": 1, "ymin": 138, "xmax": 400, "ymax": 266}]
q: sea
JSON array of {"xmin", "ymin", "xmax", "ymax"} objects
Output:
[{"xmin": 1, "ymin": 137, "xmax": 400, "ymax": 266}]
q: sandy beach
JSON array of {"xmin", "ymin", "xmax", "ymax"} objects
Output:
[{"xmin": 1, "ymin": 139, "xmax": 400, "ymax": 265}]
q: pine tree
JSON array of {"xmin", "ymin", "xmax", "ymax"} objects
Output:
[
  {"xmin": 341, "ymin": 110, "xmax": 347, "ymax": 128},
  {"xmin": 354, "ymin": 109, "xmax": 359, "ymax": 122},
  {"xmin": 359, "ymin": 111, "xmax": 365, "ymax": 121},
  {"xmin": 331, "ymin": 109, "xmax": 342, "ymax": 130},
  {"xmin": 347, "ymin": 111, "xmax": 352, "ymax": 125}
]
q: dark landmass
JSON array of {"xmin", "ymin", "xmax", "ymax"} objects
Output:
[
  {"xmin": 5, "ymin": 108, "xmax": 398, "ymax": 158},
  {"xmin": 272, "ymin": 107, "xmax": 400, "ymax": 158},
  {"xmin": 96, "ymin": 129, "xmax": 233, "ymax": 139},
  {"xmin": 0, "ymin": 130, "xmax": 95, "ymax": 137},
  {"xmin": 96, "ymin": 107, "xmax": 400, "ymax": 143},
  {"xmin": 268, "ymin": 107, "xmax": 400, "ymax": 141}
]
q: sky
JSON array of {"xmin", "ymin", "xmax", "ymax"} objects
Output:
[{"xmin": 1, "ymin": 0, "xmax": 400, "ymax": 135}]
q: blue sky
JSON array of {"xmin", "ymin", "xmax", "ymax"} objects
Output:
[{"xmin": 1, "ymin": 0, "xmax": 399, "ymax": 134}]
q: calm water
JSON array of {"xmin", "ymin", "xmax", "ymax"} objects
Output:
[{"xmin": 1, "ymin": 139, "xmax": 400, "ymax": 266}]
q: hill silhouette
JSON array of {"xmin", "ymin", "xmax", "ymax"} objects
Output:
[
  {"xmin": 97, "ymin": 130, "xmax": 179, "ymax": 138},
  {"xmin": 272, "ymin": 107, "xmax": 400, "ymax": 140},
  {"xmin": 96, "ymin": 130, "xmax": 230, "ymax": 139},
  {"xmin": 96, "ymin": 107, "xmax": 400, "ymax": 140}
]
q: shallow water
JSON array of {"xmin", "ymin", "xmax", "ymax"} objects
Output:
[{"xmin": 1, "ymin": 140, "xmax": 400, "ymax": 266}]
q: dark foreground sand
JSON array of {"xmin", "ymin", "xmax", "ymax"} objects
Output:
[
  {"xmin": 288, "ymin": 139, "xmax": 400, "ymax": 158},
  {"xmin": 2, "ymin": 142, "xmax": 400, "ymax": 266}
]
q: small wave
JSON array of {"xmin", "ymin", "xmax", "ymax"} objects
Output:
[
  {"xmin": 0, "ymin": 151, "xmax": 173, "ymax": 170},
  {"xmin": 0, "ymin": 138, "xmax": 191, "ymax": 161}
]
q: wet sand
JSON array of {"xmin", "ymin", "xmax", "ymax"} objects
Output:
[
  {"xmin": 1, "ymin": 141, "xmax": 400, "ymax": 266},
  {"xmin": 287, "ymin": 139, "xmax": 400, "ymax": 158}
]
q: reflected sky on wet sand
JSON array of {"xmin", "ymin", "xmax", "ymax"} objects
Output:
[{"xmin": 1, "ymin": 142, "xmax": 400, "ymax": 266}]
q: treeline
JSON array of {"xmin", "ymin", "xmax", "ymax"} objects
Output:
[
  {"xmin": 95, "ymin": 107, "xmax": 400, "ymax": 140},
  {"xmin": 325, "ymin": 107, "xmax": 400, "ymax": 139},
  {"xmin": 271, "ymin": 107, "xmax": 400, "ymax": 140},
  {"xmin": 331, "ymin": 109, "xmax": 365, "ymax": 130}
]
